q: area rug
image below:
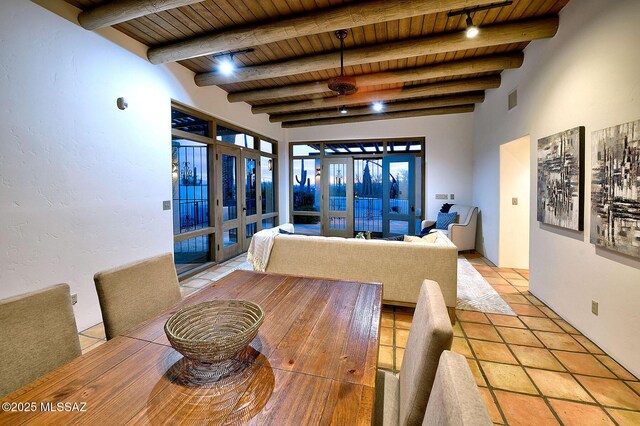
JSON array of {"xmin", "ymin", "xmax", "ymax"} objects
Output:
[{"xmin": 457, "ymin": 256, "xmax": 516, "ymax": 315}]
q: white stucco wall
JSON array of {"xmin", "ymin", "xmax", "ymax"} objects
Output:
[
  {"xmin": 472, "ymin": 0, "xmax": 640, "ymax": 376},
  {"xmin": 0, "ymin": 0, "xmax": 283, "ymax": 330}
]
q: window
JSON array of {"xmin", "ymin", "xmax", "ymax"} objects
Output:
[{"xmin": 217, "ymin": 125, "xmax": 255, "ymax": 149}]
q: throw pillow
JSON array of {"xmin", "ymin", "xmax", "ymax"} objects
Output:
[
  {"xmin": 421, "ymin": 233, "xmax": 438, "ymax": 243},
  {"xmin": 440, "ymin": 203, "xmax": 454, "ymax": 213},
  {"xmin": 278, "ymin": 228, "xmax": 293, "ymax": 234},
  {"xmin": 404, "ymin": 235, "xmax": 426, "ymax": 243},
  {"xmin": 419, "ymin": 223, "xmax": 436, "ymax": 236},
  {"xmin": 436, "ymin": 212, "xmax": 458, "ymax": 229},
  {"xmin": 381, "ymin": 235, "xmax": 404, "ymax": 241}
]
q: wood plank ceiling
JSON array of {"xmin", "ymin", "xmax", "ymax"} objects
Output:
[{"xmin": 66, "ymin": 0, "xmax": 570, "ymax": 127}]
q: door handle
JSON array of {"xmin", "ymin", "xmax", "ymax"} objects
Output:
[
  {"xmin": 410, "ymin": 205, "xmax": 415, "ymax": 212},
  {"xmin": 242, "ymin": 206, "xmax": 247, "ymax": 212}
]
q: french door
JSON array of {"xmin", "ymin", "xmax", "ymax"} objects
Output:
[
  {"xmin": 382, "ymin": 156, "xmax": 416, "ymax": 236},
  {"xmin": 215, "ymin": 145, "xmax": 262, "ymax": 261},
  {"xmin": 322, "ymin": 157, "xmax": 354, "ymax": 237}
]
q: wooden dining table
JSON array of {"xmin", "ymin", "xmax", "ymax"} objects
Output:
[{"xmin": 0, "ymin": 270, "xmax": 382, "ymax": 425}]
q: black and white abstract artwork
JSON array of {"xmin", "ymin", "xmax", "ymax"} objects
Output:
[
  {"xmin": 537, "ymin": 126, "xmax": 585, "ymax": 230},
  {"xmin": 591, "ymin": 119, "xmax": 640, "ymax": 258}
]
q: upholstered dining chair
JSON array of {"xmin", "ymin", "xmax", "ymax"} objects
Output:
[
  {"xmin": 0, "ymin": 284, "xmax": 81, "ymax": 397},
  {"xmin": 94, "ymin": 253, "xmax": 181, "ymax": 340},
  {"xmin": 422, "ymin": 351, "xmax": 492, "ymax": 426},
  {"xmin": 374, "ymin": 279, "xmax": 454, "ymax": 426}
]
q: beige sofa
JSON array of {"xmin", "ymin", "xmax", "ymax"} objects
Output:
[{"xmin": 264, "ymin": 230, "xmax": 458, "ymax": 317}]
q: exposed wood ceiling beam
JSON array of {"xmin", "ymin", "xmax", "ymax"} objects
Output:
[
  {"xmin": 252, "ymin": 75, "xmax": 500, "ymax": 115},
  {"xmin": 282, "ymin": 105, "xmax": 475, "ymax": 128},
  {"xmin": 196, "ymin": 16, "xmax": 558, "ymax": 86},
  {"xmin": 269, "ymin": 92, "xmax": 485, "ymax": 122},
  {"xmin": 146, "ymin": 0, "xmax": 499, "ymax": 64},
  {"xmin": 78, "ymin": 0, "xmax": 203, "ymax": 31},
  {"xmin": 227, "ymin": 53, "xmax": 522, "ymax": 103}
]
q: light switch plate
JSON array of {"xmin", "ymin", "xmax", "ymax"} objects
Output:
[
  {"xmin": 163, "ymin": 200, "xmax": 171, "ymax": 211},
  {"xmin": 591, "ymin": 300, "xmax": 599, "ymax": 316},
  {"xmin": 512, "ymin": 197, "xmax": 518, "ymax": 205},
  {"xmin": 450, "ymin": 194, "xmax": 455, "ymax": 200},
  {"xmin": 435, "ymin": 194, "xmax": 448, "ymax": 200}
]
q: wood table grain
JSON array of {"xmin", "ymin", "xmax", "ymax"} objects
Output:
[{"xmin": 0, "ymin": 270, "xmax": 382, "ymax": 425}]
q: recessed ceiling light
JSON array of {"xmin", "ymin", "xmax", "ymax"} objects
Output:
[
  {"xmin": 218, "ymin": 57, "xmax": 235, "ymax": 75},
  {"xmin": 372, "ymin": 102, "xmax": 384, "ymax": 112}
]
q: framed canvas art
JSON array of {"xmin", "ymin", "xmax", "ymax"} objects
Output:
[
  {"xmin": 537, "ymin": 126, "xmax": 585, "ymax": 230},
  {"xmin": 591, "ymin": 119, "xmax": 640, "ymax": 258}
]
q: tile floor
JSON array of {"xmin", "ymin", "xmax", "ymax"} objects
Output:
[
  {"xmin": 379, "ymin": 252, "xmax": 640, "ymax": 425},
  {"xmin": 79, "ymin": 252, "xmax": 640, "ymax": 425}
]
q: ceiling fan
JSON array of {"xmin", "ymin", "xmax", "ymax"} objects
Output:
[{"xmin": 327, "ymin": 30, "xmax": 357, "ymax": 97}]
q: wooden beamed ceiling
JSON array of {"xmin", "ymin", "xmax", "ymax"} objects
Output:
[{"xmin": 68, "ymin": 0, "xmax": 570, "ymax": 127}]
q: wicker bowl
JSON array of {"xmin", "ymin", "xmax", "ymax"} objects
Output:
[{"xmin": 164, "ymin": 300, "xmax": 264, "ymax": 364}]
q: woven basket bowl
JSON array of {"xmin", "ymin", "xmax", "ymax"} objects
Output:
[{"xmin": 164, "ymin": 300, "xmax": 264, "ymax": 364}]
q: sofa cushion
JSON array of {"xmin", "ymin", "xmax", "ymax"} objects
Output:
[{"xmin": 436, "ymin": 212, "xmax": 458, "ymax": 229}]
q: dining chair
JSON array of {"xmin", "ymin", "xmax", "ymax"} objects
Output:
[
  {"xmin": 374, "ymin": 279, "xmax": 454, "ymax": 426},
  {"xmin": 422, "ymin": 351, "xmax": 492, "ymax": 425},
  {"xmin": 0, "ymin": 284, "xmax": 81, "ymax": 397},
  {"xmin": 94, "ymin": 253, "xmax": 181, "ymax": 340}
]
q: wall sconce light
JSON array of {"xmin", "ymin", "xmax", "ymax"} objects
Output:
[
  {"xmin": 268, "ymin": 159, "xmax": 273, "ymax": 171},
  {"xmin": 116, "ymin": 97, "xmax": 128, "ymax": 110}
]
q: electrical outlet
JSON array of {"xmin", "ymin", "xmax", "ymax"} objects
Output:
[
  {"xmin": 71, "ymin": 293, "xmax": 78, "ymax": 305},
  {"xmin": 591, "ymin": 300, "xmax": 599, "ymax": 316},
  {"xmin": 450, "ymin": 194, "xmax": 455, "ymax": 200},
  {"xmin": 435, "ymin": 194, "xmax": 448, "ymax": 200},
  {"xmin": 163, "ymin": 200, "xmax": 171, "ymax": 211}
]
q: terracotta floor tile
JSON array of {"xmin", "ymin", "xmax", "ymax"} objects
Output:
[
  {"xmin": 552, "ymin": 351, "xmax": 616, "ymax": 378},
  {"xmin": 554, "ymin": 319, "xmax": 581, "ymax": 335},
  {"xmin": 486, "ymin": 313, "xmax": 526, "ymax": 328},
  {"xmin": 469, "ymin": 340, "xmax": 518, "ymax": 364},
  {"xmin": 499, "ymin": 272, "xmax": 523, "ymax": 280},
  {"xmin": 548, "ymin": 399, "xmax": 615, "ymax": 426},
  {"xmin": 510, "ymin": 345, "xmax": 565, "ymax": 371},
  {"xmin": 395, "ymin": 348, "xmax": 404, "ymax": 370},
  {"xmin": 480, "ymin": 361, "xmax": 538, "ymax": 394},
  {"xmin": 395, "ymin": 328, "xmax": 409, "ymax": 349},
  {"xmin": 573, "ymin": 335, "xmax": 605, "ymax": 355},
  {"xmin": 534, "ymin": 331, "xmax": 586, "ymax": 352},
  {"xmin": 378, "ymin": 345, "xmax": 394, "ymax": 370},
  {"xmin": 485, "ymin": 276, "xmax": 510, "ymax": 285},
  {"xmin": 78, "ymin": 334, "xmax": 102, "ymax": 350},
  {"xmin": 496, "ymin": 326, "xmax": 543, "ymax": 347},
  {"xmin": 381, "ymin": 312, "xmax": 394, "ymax": 328},
  {"xmin": 525, "ymin": 295, "xmax": 544, "ymax": 306},
  {"xmin": 380, "ymin": 327, "xmax": 394, "ymax": 346},
  {"xmin": 452, "ymin": 337, "xmax": 473, "ymax": 358},
  {"xmin": 494, "ymin": 390, "xmax": 558, "ymax": 426},
  {"xmin": 82, "ymin": 340, "xmax": 105, "ymax": 355},
  {"xmin": 520, "ymin": 316, "xmax": 564, "ymax": 333},
  {"xmin": 500, "ymin": 294, "xmax": 531, "ymax": 304},
  {"xmin": 595, "ymin": 355, "xmax": 637, "ymax": 380},
  {"xmin": 180, "ymin": 286, "xmax": 198, "ymax": 298},
  {"xmin": 394, "ymin": 312, "xmax": 413, "ymax": 330},
  {"xmin": 478, "ymin": 388, "xmax": 503, "ymax": 424},
  {"xmin": 510, "ymin": 304, "xmax": 546, "ymax": 317},
  {"xmin": 576, "ymin": 376, "xmax": 640, "ymax": 410},
  {"xmin": 527, "ymin": 368, "xmax": 594, "ymax": 402},
  {"xmin": 81, "ymin": 323, "xmax": 106, "ymax": 339},
  {"xmin": 457, "ymin": 310, "xmax": 490, "ymax": 324},
  {"xmin": 539, "ymin": 306, "xmax": 561, "ymax": 319},
  {"xmin": 606, "ymin": 408, "xmax": 640, "ymax": 425},
  {"xmin": 626, "ymin": 381, "xmax": 640, "ymax": 395},
  {"xmin": 181, "ymin": 278, "xmax": 212, "ymax": 289},
  {"xmin": 452, "ymin": 321, "xmax": 464, "ymax": 337},
  {"xmin": 467, "ymin": 358, "xmax": 487, "ymax": 387},
  {"xmin": 491, "ymin": 284, "xmax": 521, "ymax": 294},
  {"xmin": 461, "ymin": 323, "xmax": 503, "ymax": 342},
  {"xmin": 508, "ymin": 278, "xmax": 530, "ymax": 288}
]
